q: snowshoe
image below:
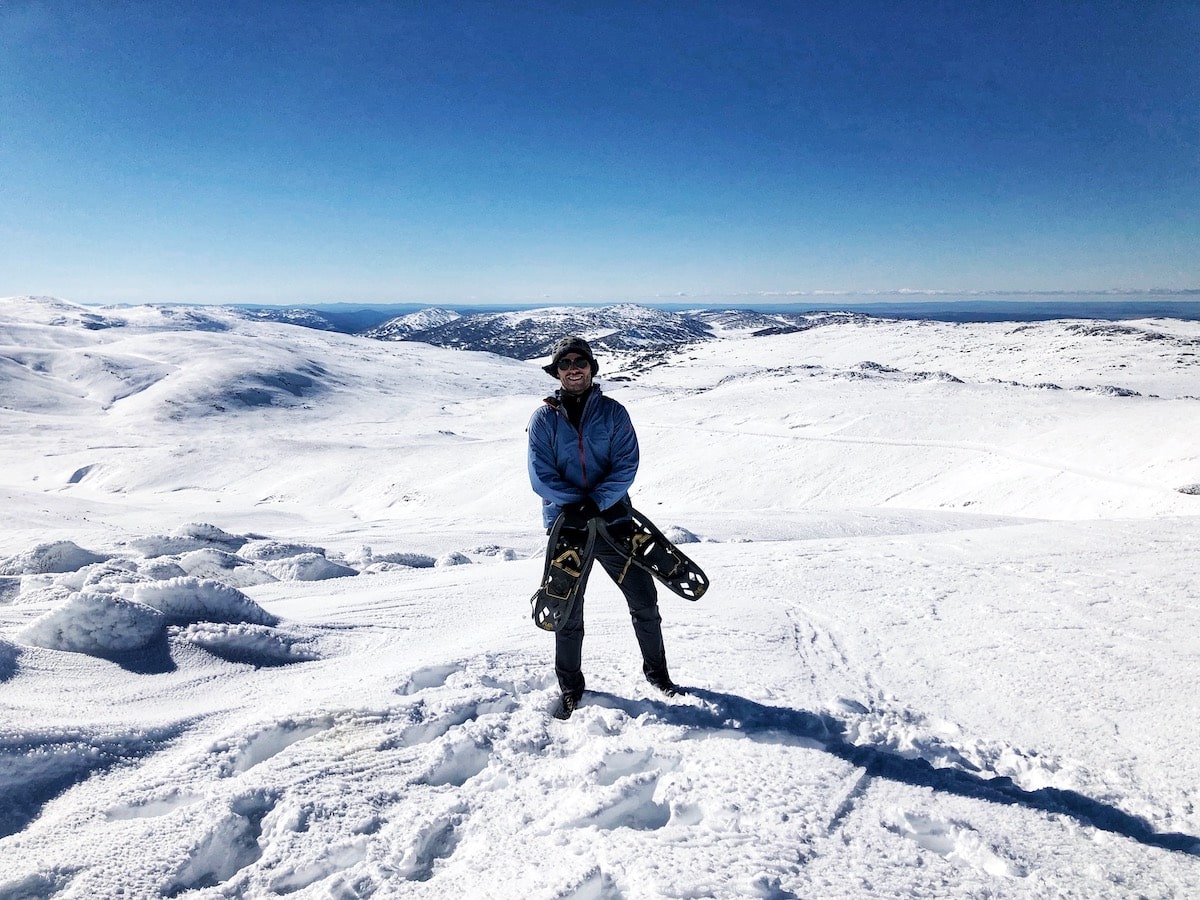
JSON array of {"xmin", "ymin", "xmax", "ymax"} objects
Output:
[
  {"xmin": 530, "ymin": 515, "xmax": 597, "ymax": 632},
  {"xmin": 603, "ymin": 509, "xmax": 709, "ymax": 601}
]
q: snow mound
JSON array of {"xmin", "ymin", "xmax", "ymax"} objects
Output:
[
  {"xmin": 125, "ymin": 523, "xmax": 248, "ymax": 556},
  {"xmin": 0, "ymin": 541, "xmax": 110, "ymax": 575},
  {"xmin": 179, "ymin": 623, "xmax": 319, "ymax": 666},
  {"xmin": 260, "ymin": 553, "xmax": 357, "ymax": 582},
  {"xmin": 177, "ymin": 548, "xmax": 277, "ymax": 587},
  {"xmin": 5, "ymin": 583, "xmax": 72, "ymax": 608},
  {"xmin": 18, "ymin": 592, "xmax": 165, "ymax": 654},
  {"xmin": 885, "ymin": 809, "xmax": 1029, "ymax": 879},
  {"xmin": 238, "ymin": 540, "xmax": 327, "ymax": 561},
  {"xmin": 126, "ymin": 535, "xmax": 214, "ymax": 557},
  {"xmin": 435, "ymin": 552, "xmax": 472, "ymax": 568},
  {"xmin": 129, "ymin": 578, "xmax": 278, "ymax": 626},
  {"xmin": 472, "ymin": 544, "xmax": 520, "ymax": 560},
  {"xmin": 57, "ymin": 559, "xmax": 145, "ymax": 594},
  {"xmin": 135, "ymin": 559, "xmax": 189, "ymax": 580},
  {"xmin": 1177, "ymin": 483, "xmax": 1200, "ymax": 496},
  {"xmin": 662, "ymin": 525, "xmax": 701, "ymax": 544},
  {"xmin": 176, "ymin": 523, "xmax": 248, "ymax": 546},
  {"xmin": 348, "ymin": 547, "xmax": 437, "ymax": 569}
]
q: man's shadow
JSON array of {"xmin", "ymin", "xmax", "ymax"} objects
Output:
[{"xmin": 587, "ymin": 687, "xmax": 1200, "ymax": 856}]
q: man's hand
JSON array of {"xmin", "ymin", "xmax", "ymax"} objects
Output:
[
  {"xmin": 600, "ymin": 498, "xmax": 632, "ymax": 524},
  {"xmin": 561, "ymin": 499, "xmax": 601, "ymax": 531}
]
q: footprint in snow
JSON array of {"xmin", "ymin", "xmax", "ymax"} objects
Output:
[
  {"xmin": 570, "ymin": 749, "xmax": 681, "ymax": 833},
  {"xmin": 390, "ymin": 806, "xmax": 467, "ymax": 882},
  {"xmin": 105, "ymin": 790, "xmax": 203, "ymax": 821},
  {"xmin": 419, "ymin": 732, "xmax": 495, "ymax": 788},
  {"xmin": 585, "ymin": 770, "xmax": 673, "ymax": 832},
  {"xmin": 162, "ymin": 790, "xmax": 278, "ymax": 896},
  {"xmin": 212, "ymin": 716, "xmax": 337, "ymax": 777},
  {"xmin": 379, "ymin": 694, "xmax": 518, "ymax": 750},
  {"xmin": 887, "ymin": 809, "xmax": 1028, "ymax": 879},
  {"xmin": 398, "ymin": 662, "xmax": 465, "ymax": 695}
]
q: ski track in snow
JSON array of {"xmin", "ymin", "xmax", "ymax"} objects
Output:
[
  {"xmin": 2, "ymin": 298, "xmax": 1200, "ymax": 898},
  {"xmin": 650, "ymin": 420, "xmax": 1174, "ymax": 495}
]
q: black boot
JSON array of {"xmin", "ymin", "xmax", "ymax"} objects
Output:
[
  {"xmin": 553, "ymin": 689, "xmax": 584, "ymax": 720},
  {"xmin": 647, "ymin": 675, "xmax": 685, "ymax": 697}
]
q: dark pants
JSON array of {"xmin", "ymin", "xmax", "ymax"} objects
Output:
[{"xmin": 555, "ymin": 533, "xmax": 667, "ymax": 695}]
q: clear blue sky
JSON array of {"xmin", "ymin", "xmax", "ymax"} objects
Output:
[{"xmin": 2, "ymin": 1, "xmax": 1197, "ymax": 305}]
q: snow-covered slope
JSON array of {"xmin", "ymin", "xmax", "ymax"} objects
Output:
[
  {"xmin": 233, "ymin": 307, "xmax": 341, "ymax": 331},
  {"xmin": 364, "ymin": 307, "xmax": 463, "ymax": 341},
  {"xmin": 1, "ymin": 296, "xmax": 1199, "ymax": 898}
]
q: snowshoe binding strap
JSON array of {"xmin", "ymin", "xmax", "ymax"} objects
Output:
[{"xmin": 597, "ymin": 510, "xmax": 709, "ymax": 601}]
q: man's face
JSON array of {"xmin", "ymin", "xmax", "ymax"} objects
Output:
[{"xmin": 556, "ymin": 354, "xmax": 594, "ymax": 395}]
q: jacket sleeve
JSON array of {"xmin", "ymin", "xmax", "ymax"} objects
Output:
[
  {"xmin": 589, "ymin": 402, "xmax": 639, "ymax": 511},
  {"xmin": 527, "ymin": 407, "xmax": 587, "ymax": 506}
]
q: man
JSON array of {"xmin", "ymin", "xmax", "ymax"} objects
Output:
[{"xmin": 527, "ymin": 335, "xmax": 681, "ymax": 719}]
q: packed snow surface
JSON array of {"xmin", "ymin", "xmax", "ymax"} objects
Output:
[{"xmin": 1, "ymin": 296, "xmax": 1199, "ymax": 898}]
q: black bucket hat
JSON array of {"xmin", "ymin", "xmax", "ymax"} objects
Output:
[{"xmin": 542, "ymin": 335, "xmax": 599, "ymax": 376}]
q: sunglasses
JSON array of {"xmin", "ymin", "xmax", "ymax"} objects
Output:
[{"xmin": 556, "ymin": 356, "xmax": 591, "ymax": 372}]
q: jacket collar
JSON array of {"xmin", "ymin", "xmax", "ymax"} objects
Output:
[{"xmin": 544, "ymin": 384, "xmax": 601, "ymax": 408}]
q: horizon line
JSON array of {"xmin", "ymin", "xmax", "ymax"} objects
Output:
[{"xmin": 34, "ymin": 286, "xmax": 1200, "ymax": 310}]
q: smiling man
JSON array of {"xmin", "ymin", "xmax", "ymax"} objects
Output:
[{"xmin": 526, "ymin": 335, "xmax": 680, "ymax": 719}]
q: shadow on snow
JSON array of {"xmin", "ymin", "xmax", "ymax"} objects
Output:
[
  {"xmin": 589, "ymin": 688, "xmax": 1200, "ymax": 857},
  {"xmin": 0, "ymin": 724, "xmax": 188, "ymax": 840},
  {"xmin": 0, "ymin": 640, "xmax": 20, "ymax": 684}
]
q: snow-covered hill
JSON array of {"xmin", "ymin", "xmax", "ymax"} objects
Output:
[
  {"xmin": 364, "ymin": 307, "xmax": 463, "ymax": 341},
  {"xmin": 1, "ymin": 296, "xmax": 1199, "ymax": 898},
  {"xmin": 233, "ymin": 307, "xmax": 341, "ymax": 332},
  {"xmin": 371, "ymin": 304, "xmax": 714, "ymax": 362}
]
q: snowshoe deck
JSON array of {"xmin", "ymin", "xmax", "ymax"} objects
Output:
[
  {"xmin": 603, "ymin": 509, "xmax": 709, "ymax": 601},
  {"xmin": 530, "ymin": 516, "xmax": 596, "ymax": 632}
]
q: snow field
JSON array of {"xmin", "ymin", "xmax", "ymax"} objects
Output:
[
  {"xmin": 5, "ymin": 521, "xmax": 1199, "ymax": 897},
  {"xmin": 1, "ymin": 297, "xmax": 1199, "ymax": 897}
]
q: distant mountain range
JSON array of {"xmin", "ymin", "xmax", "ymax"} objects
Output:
[
  {"xmin": 233, "ymin": 297, "xmax": 1200, "ymax": 362},
  {"xmin": 366, "ymin": 304, "xmax": 719, "ymax": 359},
  {"xmin": 12, "ymin": 295, "xmax": 1198, "ymax": 368},
  {"xmin": 242, "ymin": 303, "xmax": 862, "ymax": 361}
]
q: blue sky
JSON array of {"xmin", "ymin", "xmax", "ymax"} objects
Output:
[{"xmin": 2, "ymin": 1, "xmax": 1197, "ymax": 306}]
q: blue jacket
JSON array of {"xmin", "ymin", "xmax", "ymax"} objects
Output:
[{"xmin": 527, "ymin": 386, "xmax": 640, "ymax": 528}]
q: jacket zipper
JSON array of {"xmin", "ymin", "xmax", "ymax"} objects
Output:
[
  {"xmin": 560, "ymin": 392, "xmax": 592, "ymax": 490},
  {"xmin": 576, "ymin": 430, "xmax": 588, "ymax": 489}
]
